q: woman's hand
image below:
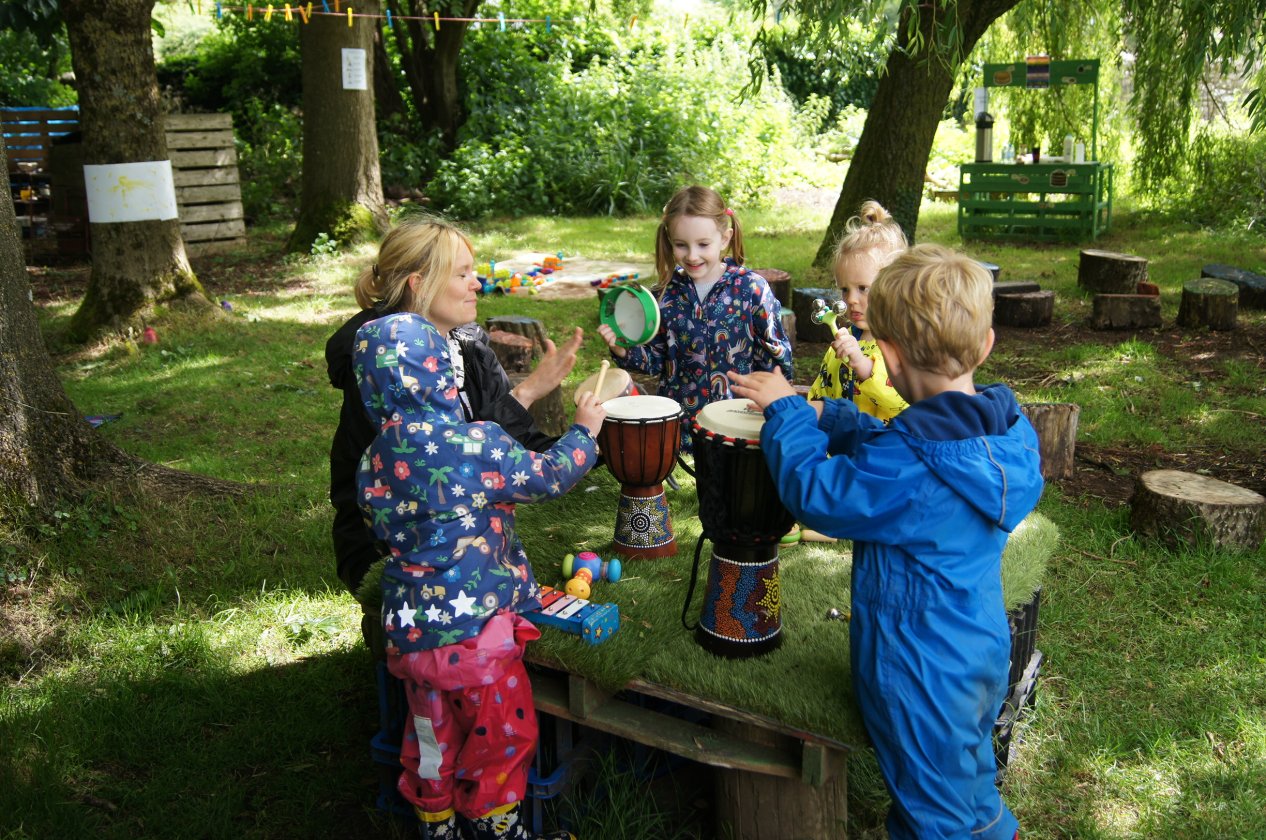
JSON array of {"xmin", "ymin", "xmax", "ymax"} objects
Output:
[
  {"xmin": 574, "ymin": 390, "xmax": 607, "ymax": 438},
  {"xmin": 513, "ymin": 327, "xmax": 583, "ymax": 407},
  {"xmin": 596, "ymin": 324, "xmax": 627, "ymax": 359}
]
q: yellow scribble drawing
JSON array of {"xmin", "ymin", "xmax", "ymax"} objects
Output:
[{"xmin": 109, "ymin": 174, "xmax": 153, "ymax": 207}]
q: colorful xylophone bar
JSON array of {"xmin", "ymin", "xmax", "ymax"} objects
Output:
[{"xmin": 526, "ymin": 585, "xmax": 620, "ymax": 645}]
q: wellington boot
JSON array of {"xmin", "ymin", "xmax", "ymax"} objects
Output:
[
  {"xmin": 416, "ymin": 807, "xmax": 461, "ymax": 840},
  {"xmin": 463, "ymin": 802, "xmax": 574, "ymax": 840}
]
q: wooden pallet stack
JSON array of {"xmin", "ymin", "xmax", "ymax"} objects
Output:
[{"xmin": 2, "ymin": 108, "xmax": 245, "ymax": 257}]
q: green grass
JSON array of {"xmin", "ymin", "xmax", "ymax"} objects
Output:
[{"xmin": 4, "ymin": 197, "xmax": 1266, "ymax": 839}]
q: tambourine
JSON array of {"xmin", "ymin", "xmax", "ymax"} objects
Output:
[{"xmin": 599, "ymin": 284, "xmax": 661, "ymax": 347}]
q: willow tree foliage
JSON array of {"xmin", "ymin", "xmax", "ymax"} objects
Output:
[
  {"xmin": 1124, "ymin": 0, "xmax": 1266, "ymax": 189},
  {"xmin": 748, "ymin": 0, "xmax": 1024, "ymax": 258}
]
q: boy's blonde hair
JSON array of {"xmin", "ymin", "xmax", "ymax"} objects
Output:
[
  {"xmin": 654, "ymin": 185, "xmax": 744, "ymax": 291},
  {"xmin": 833, "ymin": 200, "xmax": 907, "ymax": 273},
  {"xmin": 867, "ymin": 243, "xmax": 994, "ymax": 378},
  {"xmin": 353, "ymin": 216, "xmax": 474, "ymax": 316}
]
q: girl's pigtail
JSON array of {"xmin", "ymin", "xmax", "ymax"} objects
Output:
[{"xmin": 727, "ymin": 210, "xmax": 745, "ymax": 266}]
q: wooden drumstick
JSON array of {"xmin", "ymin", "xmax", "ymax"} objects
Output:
[{"xmin": 592, "ymin": 360, "xmax": 611, "ymax": 400}]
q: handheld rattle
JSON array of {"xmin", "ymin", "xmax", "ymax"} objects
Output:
[{"xmin": 810, "ymin": 298, "xmax": 849, "ymax": 335}]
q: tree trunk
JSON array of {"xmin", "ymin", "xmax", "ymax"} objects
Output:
[
  {"xmin": 1078, "ymin": 249, "xmax": 1148, "ymax": 294},
  {"xmin": 1130, "ymin": 470, "xmax": 1265, "ymax": 551},
  {"xmin": 61, "ymin": 0, "xmax": 209, "ymax": 342},
  {"xmin": 288, "ymin": 0, "xmax": 389, "ymax": 253},
  {"xmin": 814, "ymin": 0, "xmax": 1021, "ymax": 264},
  {"xmin": 1177, "ymin": 277, "xmax": 1239, "ymax": 330},
  {"xmin": 1, "ymin": 144, "xmax": 242, "ymax": 510},
  {"xmin": 388, "ymin": 0, "xmax": 480, "ymax": 152}
]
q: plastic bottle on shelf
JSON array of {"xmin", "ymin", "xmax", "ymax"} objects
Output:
[
  {"xmin": 1063, "ymin": 134, "xmax": 1075, "ymax": 162},
  {"xmin": 1074, "ymin": 141, "xmax": 1086, "ymax": 163}
]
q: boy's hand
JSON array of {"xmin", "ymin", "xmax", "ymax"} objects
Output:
[
  {"xmin": 596, "ymin": 324, "xmax": 627, "ymax": 359},
  {"xmin": 727, "ymin": 369, "xmax": 795, "ymax": 410},
  {"xmin": 573, "ymin": 390, "xmax": 607, "ymax": 438}
]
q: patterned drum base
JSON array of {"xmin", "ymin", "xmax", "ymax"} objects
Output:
[
  {"xmin": 696, "ymin": 545, "xmax": 782, "ymax": 658},
  {"xmin": 612, "ymin": 485, "xmax": 676, "ymax": 560}
]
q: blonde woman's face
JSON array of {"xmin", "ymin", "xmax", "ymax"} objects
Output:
[
  {"xmin": 835, "ymin": 250, "xmax": 884, "ymax": 332},
  {"xmin": 421, "ymin": 247, "xmax": 479, "ymax": 335}
]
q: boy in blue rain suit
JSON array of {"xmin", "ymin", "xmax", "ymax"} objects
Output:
[{"xmin": 729, "ymin": 244, "xmax": 1044, "ymax": 840}]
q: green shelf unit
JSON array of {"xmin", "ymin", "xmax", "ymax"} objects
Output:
[
  {"xmin": 958, "ymin": 161, "xmax": 1113, "ymax": 242},
  {"xmin": 959, "ymin": 58, "xmax": 1113, "ymax": 241}
]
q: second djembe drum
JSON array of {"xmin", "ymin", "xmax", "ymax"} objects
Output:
[{"xmin": 686, "ymin": 399, "xmax": 794, "ymax": 657}]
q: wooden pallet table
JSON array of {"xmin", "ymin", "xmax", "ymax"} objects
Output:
[{"xmin": 526, "ymin": 655, "xmax": 851, "ymax": 839}]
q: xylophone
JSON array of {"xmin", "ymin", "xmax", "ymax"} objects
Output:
[{"xmin": 526, "ymin": 585, "xmax": 620, "ymax": 646}]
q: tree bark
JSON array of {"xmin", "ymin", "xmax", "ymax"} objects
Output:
[
  {"xmin": 387, "ymin": 0, "xmax": 481, "ymax": 153},
  {"xmin": 288, "ymin": 0, "xmax": 389, "ymax": 253},
  {"xmin": 1130, "ymin": 470, "xmax": 1265, "ymax": 551},
  {"xmin": 1, "ymin": 143, "xmax": 243, "ymax": 510},
  {"xmin": 1078, "ymin": 249, "xmax": 1149, "ymax": 294},
  {"xmin": 994, "ymin": 291, "xmax": 1054, "ymax": 328},
  {"xmin": 61, "ymin": 0, "xmax": 209, "ymax": 342},
  {"xmin": 814, "ymin": 0, "xmax": 1021, "ymax": 264},
  {"xmin": 1019, "ymin": 402, "xmax": 1079, "ymax": 480},
  {"xmin": 1177, "ymin": 277, "xmax": 1239, "ymax": 330}
]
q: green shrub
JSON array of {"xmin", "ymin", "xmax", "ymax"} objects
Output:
[
  {"xmin": 1151, "ymin": 128, "xmax": 1266, "ymax": 231},
  {"xmin": 430, "ymin": 16, "xmax": 807, "ymax": 217}
]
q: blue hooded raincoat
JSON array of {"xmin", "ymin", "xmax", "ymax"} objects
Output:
[
  {"xmin": 354, "ymin": 313, "xmax": 598, "ymax": 655},
  {"xmin": 759, "ymin": 384, "xmax": 1044, "ymax": 840}
]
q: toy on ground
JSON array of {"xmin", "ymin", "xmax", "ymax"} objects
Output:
[
  {"xmin": 561, "ymin": 550, "xmax": 622, "ymax": 598},
  {"xmin": 591, "ymin": 271, "xmax": 639, "ymax": 289},
  {"xmin": 810, "ymin": 298, "xmax": 849, "ymax": 335},
  {"xmin": 527, "ymin": 585, "xmax": 620, "ymax": 645}
]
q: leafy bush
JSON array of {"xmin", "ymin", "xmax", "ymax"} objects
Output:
[
  {"xmin": 0, "ymin": 27, "xmax": 75, "ymax": 108},
  {"xmin": 429, "ymin": 15, "xmax": 807, "ymax": 217},
  {"xmin": 1149, "ymin": 128, "xmax": 1266, "ymax": 231},
  {"xmin": 761, "ymin": 21, "xmax": 887, "ymax": 119}
]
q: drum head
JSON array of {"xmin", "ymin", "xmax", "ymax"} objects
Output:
[
  {"xmin": 599, "ymin": 284, "xmax": 661, "ymax": 347},
  {"xmin": 694, "ymin": 398, "xmax": 764, "ymax": 442},
  {"xmin": 604, "ymin": 394, "xmax": 681, "ymax": 422},
  {"xmin": 573, "ymin": 367, "xmax": 633, "ymax": 405}
]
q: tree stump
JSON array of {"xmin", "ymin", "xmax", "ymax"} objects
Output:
[
  {"xmin": 791, "ymin": 287, "xmax": 841, "ymax": 344},
  {"xmin": 485, "ymin": 315, "xmax": 547, "ymax": 358},
  {"xmin": 507, "ymin": 371, "xmax": 567, "ymax": 438},
  {"xmin": 753, "ymin": 267, "xmax": 792, "ymax": 309},
  {"xmin": 781, "ymin": 310, "xmax": 797, "ymax": 349},
  {"xmin": 1130, "ymin": 470, "xmax": 1265, "ymax": 551},
  {"xmin": 1090, "ymin": 294, "xmax": 1161, "ymax": 330},
  {"xmin": 977, "ymin": 260, "xmax": 1001, "ymax": 282},
  {"xmin": 1019, "ymin": 402, "xmax": 1080, "ymax": 479},
  {"xmin": 713, "ymin": 719, "xmax": 848, "ymax": 840},
  {"xmin": 1202, "ymin": 263, "xmax": 1266, "ymax": 309},
  {"xmin": 1177, "ymin": 277, "xmax": 1238, "ymax": 330},
  {"xmin": 488, "ymin": 329, "xmax": 534, "ymax": 374},
  {"xmin": 993, "ymin": 280, "xmax": 1041, "ymax": 298},
  {"xmin": 995, "ymin": 291, "xmax": 1054, "ymax": 328},
  {"xmin": 1078, "ymin": 249, "xmax": 1148, "ymax": 295}
]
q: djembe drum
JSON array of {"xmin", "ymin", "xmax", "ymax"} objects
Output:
[
  {"xmin": 685, "ymin": 399, "xmax": 794, "ymax": 658},
  {"xmin": 597, "ymin": 395, "xmax": 683, "ymax": 560},
  {"xmin": 573, "ymin": 367, "xmax": 639, "ymax": 404}
]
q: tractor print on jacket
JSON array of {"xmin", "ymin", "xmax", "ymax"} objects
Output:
[{"xmin": 354, "ymin": 313, "xmax": 598, "ymax": 654}]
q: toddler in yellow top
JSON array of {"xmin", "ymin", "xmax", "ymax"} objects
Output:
[{"xmin": 807, "ymin": 200, "xmax": 909, "ymax": 421}]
